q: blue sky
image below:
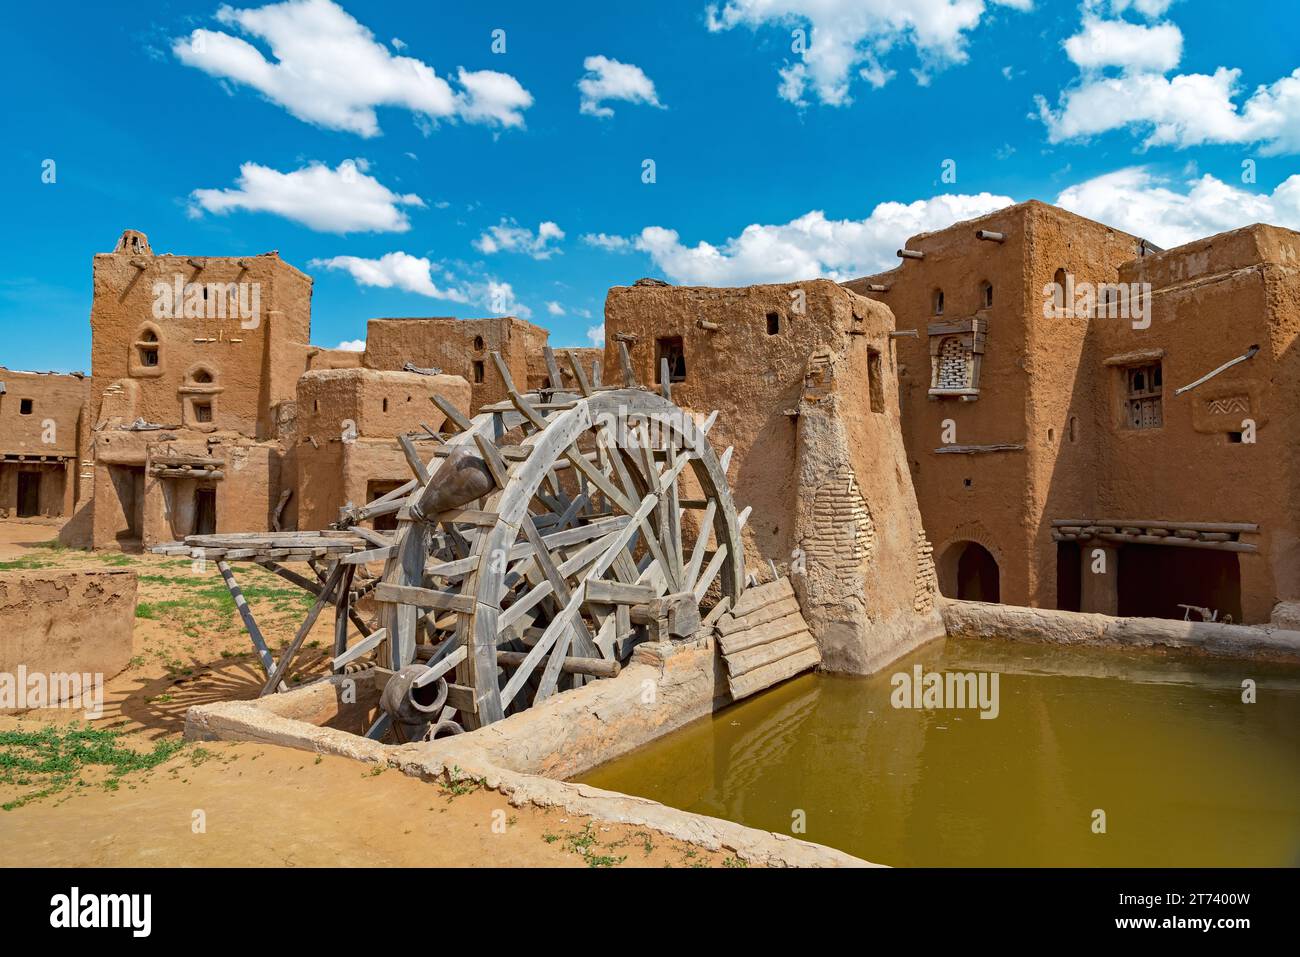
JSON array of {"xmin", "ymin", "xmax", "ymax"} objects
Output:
[{"xmin": 3, "ymin": 0, "xmax": 1297, "ymax": 372}]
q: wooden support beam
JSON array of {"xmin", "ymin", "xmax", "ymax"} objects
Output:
[
  {"xmin": 398, "ymin": 433, "xmax": 431, "ymax": 484},
  {"xmin": 216, "ymin": 560, "xmax": 286, "ymax": 691},
  {"xmin": 618, "ymin": 341, "xmax": 637, "ymax": 387},
  {"xmin": 431, "ymin": 392, "xmax": 473, "ymax": 433},
  {"xmin": 260, "ymin": 561, "xmax": 346, "ymax": 695},
  {"xmin": 374, "ymin": 582, "xmax": 476, "ymax": 614}
]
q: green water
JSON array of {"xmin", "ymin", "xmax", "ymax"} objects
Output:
[{"xmin": 579, "ymin": 638, "xmax": 1300, "ymax": 866}]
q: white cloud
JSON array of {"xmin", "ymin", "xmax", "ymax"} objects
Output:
[
  {"xmin": 1054, "ymin": 166, "xmax": 1300, "ymax": 248},
  {"xmin": 311, "ymin": 251, "xmax": 533, "ymax": 318},
  {"xmin": 474, "ymin": 220, "xmax": 565, "ymax": 259},
  {"xmin": 546, "ymin": 301, "xmax": 565, "ymax": 316},
  {"xmin": 706, "ymin": 0, "xmax": 1031, "ymax": 106},
  {"xmin": 581, "ymin": 232, "xmax": 634, "ymax": 251},
  {"xmin": 189, "ymin": 158, "xmax": 424, "ymax": 233},
  {"xmin": 1063, "ymin": 16, "xmax": 1182, "ymax": 73},
  {"xmin": 586, "ymin": 323, "xmax": 606, "ymax": 346},
  {"xmin": 620, "ymin": 193, "xmax": 1014, "ymax": 285},
  {"xmin": 335, "ymin": 338, "xmax": 366, "ymax": 351},
  {"xmin": 1038, "ymin": 5, "xmax": 1300, "ymax": 154},
  {"xmin": 173, "ymin": 0, "xmax": 532, "ymax": 136},
  {"xmin": 310, "ymin": 251, "xmax": 470, "ymax": 301},
  {"xmin": 578, "ymin": 55, "xmax": 665, "ymax": 117},
  {"xmin": 1038, "ymin": 67, "xmax": 1300, "ymax": 154}
]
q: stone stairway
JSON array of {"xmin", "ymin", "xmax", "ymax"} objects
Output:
[{"xmin": 716, "ymin": 577, "xmax": 820, "ymax": 701}]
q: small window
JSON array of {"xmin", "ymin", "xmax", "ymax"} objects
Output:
[
  {"xmin": 472, "ymin": 360, "xmax": 485, "ymax": 384},
  {"xmin": 19, "ymin": 399, "xmax": 33, "ymax": 415},
  {"xmin": 382, "ymin": 398, "xmax": 389, "ymax": 412},
  {"xmin": 1068, "ymin": 415, "xmax": 1079, "ymax": 443},
  {"xmin": 1123, "ymin": 362, "xmax": 1162, "ymax": 429},
  {"xmin": 473, "ymin": 335, "xmax": 485, "ymax": 351},
  {"xmin": 933, "ymin": 289, "xmax": 945, "ymax": 315},
  {"xmin": 193, "ymin": 400, "xmax": 213, "ymax": 423},
  {"xmin": 766, "ymin": 312, "xmax": 781, "ymax": 335},
  {"xmin": 980, "ymin": 282, "xmax": 993, "ymax": 309},
  {"xmin": 1052, "ymin": 268, "xmax": 1068, "ymax": 313},
  {"xmin": 191, "ymin": 368, "xmax": 213, "ymax": 384},
  {"xmin": 655, "ymin": 336, "xmax": 686, "ymax": 383},
  {"xmin": 1227, "ymin": 431, "xmax": 1244, "ymax": 443},
  {"xmin": 313, "ymin": 399, "xmax": 320, "ymax": 413},
  {"xmin": 138, "ymin": 328, "xmax": 160, "ymax": 367},
  {"xmin": 867, "ymin": 347, "xmax": 884, "ymax": 414}
]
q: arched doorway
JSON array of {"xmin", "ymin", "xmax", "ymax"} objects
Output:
[{"xmin": 939, "ymin": 541, "xmax": 1001, "ymax": 602}]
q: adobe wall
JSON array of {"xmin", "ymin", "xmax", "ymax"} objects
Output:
[
  {"xmin": 1086, "ymin": 224, "xmax": 1300, "ymax": 622},
  {"xmin": 89, "ymin": 230, "xmax": 313, "ymax": 440},
  {"xmin": 0, "ymin": 569, "xmax": 136, "ymax": 701},
  {"xmin": 0, "ymin": 369, "xmax": 88, "ymax": 518},
  {"xmin": 846, "ymin": 201, "xmax": 1146, "ymax": 608},
  {"xmin": 362, "ymin": 317, "xmax": 541, "ymax": 411},
  {"xmin": 294, "ymin": 369, "xmax": 472, "ymax": 530},
  {"xmin": 603, "ymin": 279, "xmax": 943, "ymax": 674}
]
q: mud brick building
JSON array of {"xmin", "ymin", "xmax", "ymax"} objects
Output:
[
  {"xmin": 602, "ymin": 279, "xmax": 945, "ymax": 673},
  {"xmin": 846, "ymin": 202, "xmax": 1300, "ymax": 625},
  {"xmin": 0, "ymin": 368, "xmax": 89, "ymax": 519}
]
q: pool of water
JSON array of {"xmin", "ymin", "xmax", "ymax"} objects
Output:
[{"xmin": 578, "ymin": 637, "xmax": 1300, "ymax": 866}]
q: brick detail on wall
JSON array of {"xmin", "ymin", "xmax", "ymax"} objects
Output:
[
  {"xmin": 914, "ymin": 528, "xmax": 938, "ymax": 613},
  {"xmin": 806, "ymin": 467, "xmax": 875, "ymax": 590}
]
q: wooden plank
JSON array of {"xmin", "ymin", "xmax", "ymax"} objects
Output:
[
  {"xmin": 260, "ymin": 561, "xmax": 345, "ymax": 695},
  {"xmin": 731, "ymin": 576, "xmax": 794, "ymax": 618},
  {"xmin": 522, "ymin": 515, "xmax": 601, "ymax": 659},
  {"xmin": 725, "ymin": 630, "xmax": 818, "ymax": 679},
  {"xmin": 1050, "ymin": 518, "xmax": 1259, "ymax": 534},
  {"xmin": 341, "ymin": 544, "xmax": 396, "ymax": 564},
  {"xmin": 719, "ymin": 594, "xmax": 801, "ymax": 635},
  {"xmin": 330, "ymin": 627, "xmax": 387, "ymax": 669},
  {"xmin": 728, "ymin": 646, "xmax": 821, "ymax": 701},
  {"xmin": 332, "ymin": 563, "xmax": 356, "ymax": 671},
  {"xmin": 374, "ymin": 582, "xmax": 476, "ymax": 614},
  {"xmin": 684, "ymin": 499, "xmax": 716, "ymax": 592},
  {"xmin": 216, "ymin": 560, "xmax": 286, "ymax": 691},
  {"xmin": 584, "ymin": 579, "xmax": 658, "ymax": 604},
  {"xmin": 431, "ymin": 392, "xmax": 473, "ymax": 432},
  {"xmin": 398, "ymin": 433, "xmax": 432, "ymax": 484},
  {"xmin": 618, "ymin": 341, "xmax": 636, "ymax": 386},
  {"xmin": 718, "ymin": 611, "xmax": 809, "ymax": 656},
  {"xmin": 564, "ymin": 350, "xmax": 593, "ymax": 396}
]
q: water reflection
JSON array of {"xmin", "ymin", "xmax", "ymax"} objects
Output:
[{"xmin": 579, "ymin": 637, "xmax": 1300, "ymax": 866}]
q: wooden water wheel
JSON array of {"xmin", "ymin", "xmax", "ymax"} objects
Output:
[{"xmin": 359, "ymin": 349, "xmax": 748, "ymax": 736}]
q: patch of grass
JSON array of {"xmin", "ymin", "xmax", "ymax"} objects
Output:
[
  {"xmin": 0, "ymin": 556, "xmax": 53, "ymax": 570},
  {"xmin": 440, "ymin": 766, "xmax": 482, "ymax": 797},
  {"xmin": 0, "ymin": 725, "xmax": 184, "ymax": 810},
  {"xmin": 721, "ymin": 856, "xmax": 748, "ymax": 868}
]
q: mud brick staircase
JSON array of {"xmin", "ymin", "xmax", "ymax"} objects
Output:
[{"xmin": 716, "ymin": 576, "xmax": 821, "ymax": 701}]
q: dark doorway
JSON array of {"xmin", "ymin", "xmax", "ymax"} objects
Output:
[
  {"xmin": 16, "ymin": 472, "xmax": 39, "ymax": 518},
  {"xmin": 368, "ymin": 481, "xmax": 403, "ymax": 532},
  {"xmin": 1117, "ymin": 543, "xmax": 1241, "ymax": 622},
  {"xmin": 939, "ymin": 540, "xmax": 1001, "ymax": 603},
  {"xmin": 109, "ymin": 465, "xmax": 145, "ymax": 543},
  {"xmin": 194, "ymin": 487, "xmax": 217, "ymax": 536},
  {"xmin": 956, "ymin": 543, "xmax": 1000, "ymax": 602},
  {"xmin": 1056, "ymin": 542, "xmax": 1082, "ymax": 611}
]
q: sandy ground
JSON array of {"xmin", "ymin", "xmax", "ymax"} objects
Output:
[
  {"xmin": 0, "ymin": 522, "xmax": 739, "ymax": 868},
  {"xmin": 0, "ymin": 737, "xmax": 729, "ymax": 867}
]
